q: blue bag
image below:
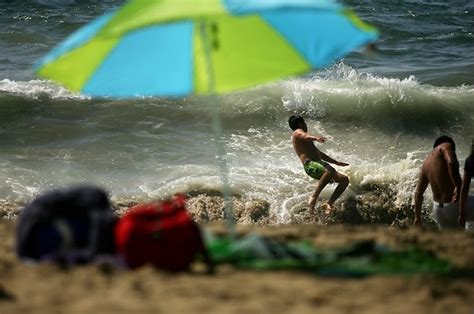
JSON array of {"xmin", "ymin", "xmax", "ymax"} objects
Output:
[{"xmin": 16, "ymin": 185, "xmax": 116, "ymax": 264}]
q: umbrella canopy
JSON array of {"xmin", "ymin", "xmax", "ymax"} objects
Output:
[{"xmin": 35, "ymin": 0, "xmax": 378, "ymax": 98}]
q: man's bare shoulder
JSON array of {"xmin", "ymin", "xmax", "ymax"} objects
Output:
[
  {"xmin": 292, "ymin": 129, "xmax": 305, "ymax": 139},
  {"xmin": 431, "ymin": 145, "xmax": 450, "ymax": 161},
  {"xmin": 434, "ymin": 142, "xmax": 455, "ymax": 154},
  {"xmin": 420, "ymin": 151, "xmax": 435, "ymax": 174},
  {"xmin": 421, "ymin": 147, "xmax": 444, "ymax": 173}
]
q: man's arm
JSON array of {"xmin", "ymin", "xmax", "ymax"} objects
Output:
[
  {"xmin": 294, "ymin": 129, "xmax": 326, "ymax": 143},
  {"xmin": 414, "ymin": 169, "xmax": 429, "ymax": 227},
  {"xmin": 320, "ymin": 151, "xmax": 349, "ymax": 166},
  {"xmin": 441, "ymin": 145, "xmax": 462, "ymax": 202},
  {"xmin": 459, "ymin": 170, "xmax": 471, "ymax": 227}
]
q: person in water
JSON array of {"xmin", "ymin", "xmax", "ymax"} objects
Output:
[
  {"xmin": 413, "ymin": 136, "xmax": 472, "ymax": 229},
  {"xmin": 289, "ymin": 115, "xmax": 349, "ymax": 213},
  {"xmin": 459, "ymin": 139, "xmax": 474, "ymax": 228}
]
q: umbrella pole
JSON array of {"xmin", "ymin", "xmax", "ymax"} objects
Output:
[{"xmin": 200, "ymin": 22, "xmax": 236, "ymax": 237}]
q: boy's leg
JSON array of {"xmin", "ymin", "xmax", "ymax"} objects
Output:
[
  {"xmin": 309, "ymin": 169, "xmax": 334, "ymax": 210},
  {"xmin": 322, "ymin": 172, "xmax": 349, "ymax": 213}
]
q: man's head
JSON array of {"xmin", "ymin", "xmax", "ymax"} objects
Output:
[
  {"xmin": 288, "ymin": 115, "xmax": 306, "ymax": 131},
  {"xmin": 433, "ymin": 135, "xmax": 456, "ymax": 151}
]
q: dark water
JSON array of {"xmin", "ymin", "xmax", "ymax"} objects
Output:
[{"xmin": 0, "ymin": 0, "xmax": 473, "ymax": 224}]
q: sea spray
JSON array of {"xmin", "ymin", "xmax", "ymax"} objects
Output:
[{"xmin": 280, "ymin": 63, "xmax": 474, "ymax": 129}]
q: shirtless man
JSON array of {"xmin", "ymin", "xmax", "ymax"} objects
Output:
[
  {"xmin": 414, "ymin": 136, "xmax": 468, "ymax": 229},
  {"xmin": 289, "ymin": 115, "xmax": 349, "ymax": 213},
  {"xmin": 459, "ymin": 140, "xmax": 474, "ymax": 228}
]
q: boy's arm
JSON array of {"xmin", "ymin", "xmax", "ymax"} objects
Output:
[
  {"xmin": 441, "ymin": 145, "xmax": 462, "ymax": 202},
  {"xmin": 320, "ymin": 151, "xmax": 349, "ymax": 166},
  {"xmin": 294, "ymin": 129, "xmax": 326, "ymax": 143}
]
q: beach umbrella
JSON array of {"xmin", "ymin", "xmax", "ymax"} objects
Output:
[
  {"xmin": 35, "ymin": 0, "xmax": 378, "ymax": 97},
  {"xmin": 35, "ymin": 0, "xmax": 378, "ymax": 229}
]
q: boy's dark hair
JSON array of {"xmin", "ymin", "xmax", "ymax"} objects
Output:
[
  {"xmin": 288, "ymin": 115, "xmax": 304, "ymax": 131},
  {"xmin": 433, "ymin": 135, "xmax": 456, "ymax": 151}
]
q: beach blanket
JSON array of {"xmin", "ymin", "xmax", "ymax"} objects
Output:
[{"xmin": 207, "ymin": 234, "xmax": 473, "ymax": 277}]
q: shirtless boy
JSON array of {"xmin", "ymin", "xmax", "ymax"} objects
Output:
[
  {"xmin": 414, "ymin": 136, "xmax": 474, "ymax": 229},
  {"xmin": 289, "ymin": 115, "xmax": 349, "ymax": 213}
]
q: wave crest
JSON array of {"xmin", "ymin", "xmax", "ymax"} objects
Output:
[
  {"xmin": 0, "ymin": 79, "xmax": 88, "ymax": 100},
  {"xmin": 279, "ymin": 63, "xmax": 474, "ymax": 128}
]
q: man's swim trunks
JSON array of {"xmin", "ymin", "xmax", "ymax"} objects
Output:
[
  {"xmin": 303, "ymin": 159, "xmax": 333, "ymax": 180},
  {"xmin": 432, "ymin": 196, "xmax": 474, "ymax": 229}
]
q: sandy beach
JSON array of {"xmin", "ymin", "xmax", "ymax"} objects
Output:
[
  {"xmin": 1, "ymin": 196, "xmax": 473, "ymax": 314},
  {"xmin": 1, "ymin": 0, "xmax": 473, "ymax": 313}
]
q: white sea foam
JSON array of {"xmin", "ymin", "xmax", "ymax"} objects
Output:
[
  {"xmin": 278, "ymin": 63, "xmax": 474, "ymax": 121},
  {"xmin": 0, "ymin": 79, "xmax": 88, "ymax": 100},
  {"xmin": 0, "ymin": 65, "xmax": 472, "ymax": 224}
]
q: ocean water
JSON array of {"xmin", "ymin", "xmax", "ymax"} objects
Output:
[{"xmin": 1, "ymin": 0, "xmax": 473, "ymax": 224}]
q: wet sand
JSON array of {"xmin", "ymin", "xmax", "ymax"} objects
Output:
[{"xmin": 1, "ymin": 214, "xmax": 473, "ymax": 313}]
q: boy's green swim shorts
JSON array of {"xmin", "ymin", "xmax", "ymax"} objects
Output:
[{"xmin": 304, "ymin": 160, "xmax": 330, "ymax": 180}]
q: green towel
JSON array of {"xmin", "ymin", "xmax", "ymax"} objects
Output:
[{"xmin": 206, "ymin": 234, "xmax": 473, "ymax": 277}]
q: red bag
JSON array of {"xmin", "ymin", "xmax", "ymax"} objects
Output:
[{"xmin": 115, "ymin": 194, "xmax": 207, "ymax": 271}]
